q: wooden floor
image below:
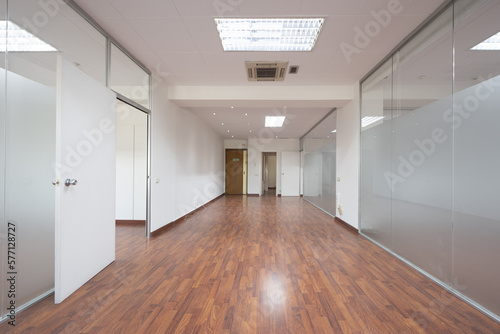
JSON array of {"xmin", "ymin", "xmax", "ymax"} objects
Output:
[{"xmin": 2, "ymin": 194, "xmax": 499, "ymax": 333}]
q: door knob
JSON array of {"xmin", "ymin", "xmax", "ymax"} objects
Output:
[{"xmin": 64, "ymin": 179, "xmax": 78, "ymax": 187}]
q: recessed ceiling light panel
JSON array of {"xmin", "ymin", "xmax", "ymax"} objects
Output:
[
  {"xmin": 471, "ymin": 31, "xmax": 500, "ymax": 50},
  {"xmin": 265, "ymin": 116, "xmax": 286, "ymax": 127},
  {"xmin": 0, "ymin": 20, "xmax": 57, "ymax": 52},
  {"xmin": 214, "ymin": 18, "xmax": 324, "ymax": 52}
]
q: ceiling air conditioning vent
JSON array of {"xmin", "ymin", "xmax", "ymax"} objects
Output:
[{"xmin": 245, "ymin": 61, "xmax": 288, "ymax": 81}]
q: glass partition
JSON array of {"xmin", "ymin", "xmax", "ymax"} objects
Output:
[
  {"xmin": 110, "ymin": 43, "xmax": 150, "ymax": 109},
  {"xmin": 391, "ymin": 6, "xmax": 454, "ymax": 284},
  {"xmin": 452, "ymin": 0, "xmax": 500, "ymax": 318},
  {"xmin": 1, "ymin": 0, "xmax": 108, "ymax": 321},
  {"xmin": 360, "ymin": 59, "xmax": 393, "ymax": 247},
  {"xmin": 0, "ymin": 0, "xmax": 6, "ymax": 320},
  {"xmin": 302, "ymin": 111, "xmax": 336, "ymax": 216},
  {"xmin": 360, "ymin": 0, "xmax": 500, "ymax": 320}
]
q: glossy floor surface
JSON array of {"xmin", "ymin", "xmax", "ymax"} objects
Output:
[{"xmin": 2, "ymin": 193, "xmax": 499, "ymax": 333}]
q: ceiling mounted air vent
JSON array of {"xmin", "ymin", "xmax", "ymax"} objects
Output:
[
  {"xmin": 245, "ymin": 61, "xmax": 288, "ymax": 81},
  {"xmin": 289, "ymin": 65, "xmax": 299, "ymax": 74}
]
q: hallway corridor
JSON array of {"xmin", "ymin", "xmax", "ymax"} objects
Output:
[{"xmin": 2, "ymin": 195, "xmax": 499, "ymax": 333}]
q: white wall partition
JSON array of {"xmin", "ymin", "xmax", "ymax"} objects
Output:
[
  {"xmin": 150, "ymin": 90, "xmax": 224, "ymax": 232},
  {"xmin": 360, "ymin": 0, "xmax": 500, "ymax": 321}
]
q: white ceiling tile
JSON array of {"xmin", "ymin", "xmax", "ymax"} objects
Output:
[
  {"xmin": 313, "ymin": 16, "xmax": 361, "ymax": 52},
  {"xmin": 300, "ymin": 0, "xmax": 368, "ymax": 15},
  {"xmin": 69, "ymin": 0, "xmax": 121, "ymax": 18},
  {"xmin": 361, "ymin": 0, "xmax": 446, "ymax": 16},
  {"xmin": 183, "ymin": 18, "xmax": 224, "ymax": 52},
  {"xmin": 287, "ymin": 52, "xmax": 334, "ymax": 74},
  {"xmin": 108, "ymin": 0, "xmax": 179, "ymax": 18},
  {"xmin": 126, "ymin": 18, "xmax": 198, "ymax": 52},
  {"xmin": 238, "ymin": 0, "xmax": 303, "ymax": 16},
  {"xmin": 156, "ymin": 53, "xmax": 207, "ymax": 75},
  {"xmin": 201, "ymin": 53, "xmax": 246, "ymax": 75},
  {"xmin": 173, "ymin": 0, "xmax": 239, "ymax": 17}
]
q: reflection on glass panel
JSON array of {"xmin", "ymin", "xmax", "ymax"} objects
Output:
[
  {"xmin": 392, "ymin": 6, "xmax": 454, "ymax": 283},
  {"xmin": 302, "ymin": 111, "xmax": 336, "ymax": 216},
  {"xmin": 7, "ymin": 0, "xmax": 106, "ymax": 85},
  {"xmin": 453, "ymin": 0, "xmax": 500, "ymax": 317},
  {"xmin": 111, "ymin": 44, "xmax": 150, "ymax": 109},
  {"xmin": 360, "ymin": 59, "xmax": 392, "ymax": 247}
]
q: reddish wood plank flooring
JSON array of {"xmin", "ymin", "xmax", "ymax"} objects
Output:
[{"xmin": 2, "ymin": 194, "xmax": 499, "ymax": 333}]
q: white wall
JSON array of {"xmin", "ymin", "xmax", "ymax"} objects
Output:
[
  {"xmin": 247, "ymin": 138, "xmax": 300, "ymax": 195},
  {"xmin": 224, "ymin": 139, "xmax": 248, "ymax": 149},
  {"xmin": 115, "ymin": 113, "xmax": 147, "ymax": 221},
  {"xmin": 336, "ymin": 83, "xmax": 360, "ymax": 229},
  {"xmin": 150, "ymin": 80, "xmax": 224, "ymax": 232}
]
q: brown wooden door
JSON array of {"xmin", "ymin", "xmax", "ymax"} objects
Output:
[{"xmin": 226, "ymin": 149, "xmax": 244, "ymax": 194}]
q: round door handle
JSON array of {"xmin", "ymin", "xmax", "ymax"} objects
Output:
[{"xmin": 64, "ymin": 179, "xmax": 78, "ymax": 187}]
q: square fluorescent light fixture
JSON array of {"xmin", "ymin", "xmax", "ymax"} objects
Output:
[
  {"xmin": 362, "ymin": 116, "xmax": 384, "ymax": 127},
  {"xmin": 0, "ymin": 20, "xmax": 57, "ymax": 52},
  {"xmin": 214, "ymin": 18, "xmax": 324, "ymax": 52},
  {"xmin": 265, "ymin": 116, "xmax": 286, "ymax": 127},
  {"xmin": 471, "ymin": 31, "xmax": 500, "ymax": 50}
]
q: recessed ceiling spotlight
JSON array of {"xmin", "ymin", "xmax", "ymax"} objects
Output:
[
  {"xmin": 245, "ymin": 113, "xmax": 248, "ymax": 116},
  {"xmin": 213, "ymin": 112, "xmax": 216, "ymax": 116},
  {"xmin": 231, "ymin": 135, "xmax": 234, "ymax": 138},
  {"xmin": 249, "ymin": 130, "xmax": 252, "ymax": 133},
  {"xmin": 230, "ymin": 106, "xmax": 234, "ymax": 109},
  {"xmin": 221, "ymin": 122, "xmax": 224, "ymax": 126},
  {"xmin": 227, "ymin": 130, "xmax": 230, "ymax": 133}
]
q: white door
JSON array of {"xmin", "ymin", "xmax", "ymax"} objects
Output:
[
  {"xmin": 281, "ymin": 151, "xmax": 300, "ymax": 196},
  {"xmin": 54, "ymin": 56, "xmax": 116, "ymax": 303}
]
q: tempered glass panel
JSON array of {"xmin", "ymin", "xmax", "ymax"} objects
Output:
[
  {"xmin": 453, "ymin": 0, "xmax": 500, "ymax": 316},
  {"xmin": 391, "ymin": 7, "xmax": 454, "ymax": 283},
  {"xmin": 360, "ymin": 59, "xmax": 393, "ymax": 246},
  {"xmin": 0, "ymin": 0, "xmax": 6, "ymax": 321},
  {"xmin": 7, "ymin": 0, "xmax": 106, "ymax": 85},
  {"xmin": 4, "ymin": 67, "xmax": 56, "ymax": 307},
  {"xmin": 110, "ymin": 44, "xmax": 150, "ymax": 109},
  {"xmin": 303, "ymin": 111, "xmax": 336, "ymax": 216}
]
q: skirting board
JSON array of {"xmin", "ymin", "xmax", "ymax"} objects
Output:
[{"xmin": 150, "ymin": 193, "xmax": 225, "ymax": 237}]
